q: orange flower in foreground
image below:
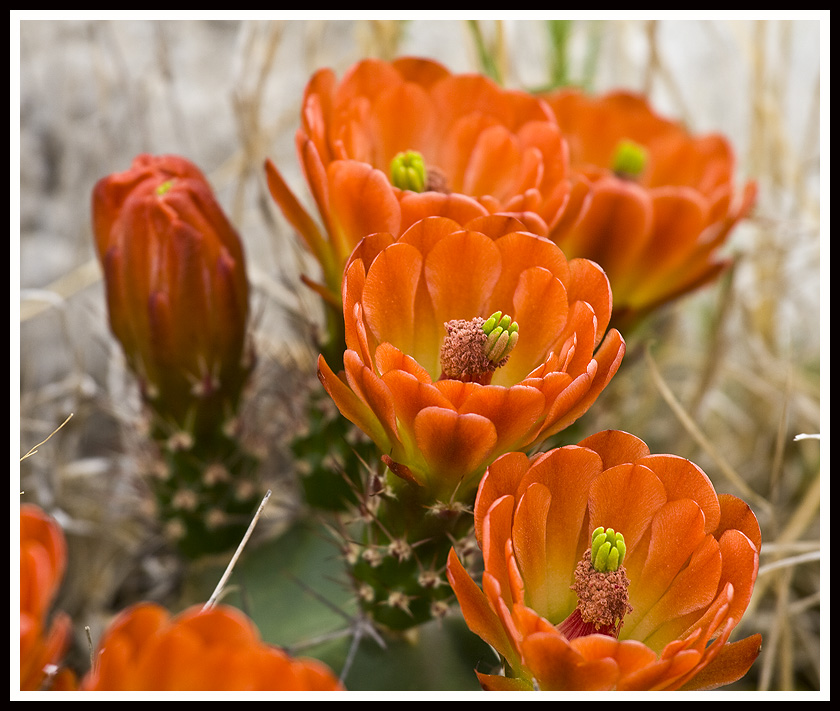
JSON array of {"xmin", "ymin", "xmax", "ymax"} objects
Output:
[
  {"xmin": 266, "ymin": 56, "xmax": 570, "ymax": 302},
  {"xmin": 81, "ymin": 602, "xmax": 343, "ymax": 691},
  {"xmin": 20, "ymin": 504, "xmax": 73, "ymax": 690},
  {"xmin": 318, "ymin": 215, "xmax": 625, "ymax": 502},
  {"xmin": 92, "ymin": 154, "xmax": 252, "ymax": 434},
  {"xmin": 543, "ymin": 89, "xmax": 757, "ymax": 332},
  {"xmin": 447, "ymin": 430, "xmax": 762, "ymax": 691}
]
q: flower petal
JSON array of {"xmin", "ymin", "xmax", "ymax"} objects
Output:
[
  {"xmin": 521, "ymin": 632, "xmax": 621, "ymax": 690},
  {"xmin": 423, "ymin": 228, "xmax": 502, "ymax": 326},
  {"xmin": 412, "ymin": 407, "xmax": 498, "ymax": 495},
  {"xmin": 446, "ymin": 548, "xmax": 519, "ymax": 670},
  {"xmin": 361, "ymin": 242, "xmax": 423, "ymax": 357},
  {"xmin": 678, "ymin": 633, "xmax": 762, "ymax": 690}
]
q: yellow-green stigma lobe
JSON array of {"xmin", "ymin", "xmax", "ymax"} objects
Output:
[
  {"xmin": 482, "ymin": 311, "xmax": 519, "ymax": 364},
  {"xmin": 390, "ymin": 150, "xmax": 428, "ymax": 193},
  {"xmin": 156, "ymin": 179, "xmax": 175, "ymax": 196},
  {"xmin": 590, "ymin": 526, "xmax": 626, "ymax": 572},
  {"xmin": 439, "ymin": 312, "xmax": 519, "ymax": 385},
  {"xmin": 611, "ymin": 139, "xmax": 648, "ymax": 180}
]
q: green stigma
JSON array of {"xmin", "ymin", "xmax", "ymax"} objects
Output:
[
  {"xmin": 611, "ymin": 139, "xmax": 648, "ymax": 180},
  {"xmin": 156, "ymin": 179, "xmax": 175, "ymax": 196},
  {"xmin": 482, "ymin": 311, "xmax": 519, "ymax": 364},
  {"xmin": 390, "ymin": 150, "xmax": 427, "ymax": 192},
  {"xmin": 590, "ymin": 527, "xmax": 626, "ymax": 573}
]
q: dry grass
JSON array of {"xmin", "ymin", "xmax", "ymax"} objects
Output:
[{"xmin": 16, "ymin": 17, "xmax": 823, "ymax": 693}]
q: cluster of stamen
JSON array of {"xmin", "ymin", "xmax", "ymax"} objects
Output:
[
  {"xmin": 556, "ymin": 527, "xmax": 632, "ymax": 640},
  {"xmin": 439, "ymin": 312, "xmax": 518, "ymax": 385}
]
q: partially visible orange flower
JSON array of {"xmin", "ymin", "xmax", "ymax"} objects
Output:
[
  {"xmin": 542, "ymin": 89, "xmax": 757, "ymax": 332},
  {"xmin": 318, "ymin": 214, "xmax": 624, "ymax": 503},
  {"xmin": 266, "ymin": 56, "xmax": 571, "ymax": 303},
  {"xmin": 20, "ymin": 504, "xmax": 73, "ymax": 691},
  {"xmin": 92, "ymin": 154, "xmax": 252, "ymax": 435},
  {"xmin": 447, "ymin": 429, "xmax": 762, "ymax": 691},
  {"xmin": 81, "ymin": 602, "xmax": 343, "ymax": 691}
]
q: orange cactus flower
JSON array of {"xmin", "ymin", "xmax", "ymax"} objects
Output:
[
  {"xmin": 20, "ymin": 504, "xmax": 73, "ymax": 691},
  {"xmin": 266, "ymin": 56, "xmax": 571, "ymax": 304},
  {"xmin": 92, "ymin": 154, "xmax": 252, "ymax": 435},
  {"xmin": 81, "ymin": 602, "xmax": 343, "ymax": 691},
  {"xmin": 317, "ymin": 214, "xmax": 625, "ymax": 503},
  {"xmin": 542, "ymin": 89, "xmax": 757, "ymax": 332},
  {"xmin": 447, "ymin": 429, "xmax": 762, "ymax": 691}
]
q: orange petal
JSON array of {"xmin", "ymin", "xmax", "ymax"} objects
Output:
[
  {"xmin": 345, "ymin": 231, "xmax": 397, "ymax": 274},
  {"xmin": 480, "ymin": 495, "xmax": 517, "ymax": 604},
  {"xmin": 566, "ymin": 257, "xmax": 613, "ymax": 345},
  {"xmin": 397, "ymin": 190, "xmax": 488, "ymax": 234},
  {"xmin": 501, "ymin": 266, "xmax": 570, "ymax": 384},
  {"xmin": 459, "ymin": 384, "xmax": 546, "ymax": 452},
  {"xmin": 264, "ymin": 157, "xmax": 331, "ymax": 269},
  {"xmin": 317, "ymin": 353, "xmax": 393, "ymax": 454},
  {"xmin": 392, "ymin": 56, "xmax": 451, "ymax": 87},
  {"xmin": 423, "ymin": 228, "xmax": 502, "ymax": 326},
  {"xmin": 588, "ymin": 462, "xmax": 667, "ymax": 557},
  {"xmin": 716, "ymin": 493, "xmax": 762, "ymax": 553},
  {"xmin": 327, "ymin": 160, "xmax": 402, "ymax": 262},
  {"xmin": 374, "ymin": 341, "xmax": 431, "ymax": 382},
  {"xmin": 412, "ymin": 407, "xmax": 498, "ymax": 496},
  {"xmin": 526, "ymin": 446, "xmax": 606, "ymax": 620},
  {"xmin": 342, "ymin": 350, "xmax": 400, "ymax": 446},
  {"xmin": 368, "ymin": 81, "xmax": 436, "ymax": 168},
  {"xmin": 433, "ymin": 377, "xmax": 482, "ymax": 410},
  {"xmin": 639, "ymin": 454, "xmax": 721, "ymax": 534},
  {"xmin": 635, "ymin": 535, "xmax": 723, "ymax": 651},
  {"xmin": 678, "ymin": 633, "xmax": 762, "ymax": 690},
  {"xmin": 577, "ymin": 429, "xmax": 650, "ymax": 469},
  {"xmin": 550, "ymin": 299, "xmax": 597, "ymax": 378},
  {"xmin": 539, "ymin": 327, "xmax": 625, "ymax": 438},
  {"xmin": 562, "ymin": 178, "xmax": 654, "ymax": 284},
  {"xmin": 460, "ymin": 123, "xmax": 523, "ymax": 198},
  {"xmin": 361, "ymin": 242, "xmax": 423, "ymax": 355},
  {"xmin": 489, "ymin": 230, "xmax": 570, "ymax": 314},
  {"xmin": 380, "ymin": 367, "xmax": 451, "ymax": 433},
  {"xmin": 521, "ymin": 631, "xmax": 621, "ymax": 690},
  {"xmin": 628, "ymin": 499, "xmax": 709, "ymax": 624},
  {"xmin": 510, "ymin": 482, "xmax": 551, "ymax": 614},
  {"xmin": 445, "ymin": 548, "xmax": 520, "ymax": 672},
  {"xmin": 474, "ymin": 451, "xmax": 533, "ymax": 549},
  {"xmin": 687, "ymin": 528, "xmax": 760, "ymax": 642}
]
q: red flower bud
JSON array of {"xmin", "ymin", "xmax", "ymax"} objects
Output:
[{"xmin": 92, "ymin": 155, "xmax": 252, "ymax": 434}]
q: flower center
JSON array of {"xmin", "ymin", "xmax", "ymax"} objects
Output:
[
  {"xmin": 390, "ymin": 150, "xmax": 449, "ymax": 193},
  {"xmin": 439, "ymin": 311, "xmax": 519, "ymax": 385},
  {"xmin": 611, "ymin": 139, "xmax": 648, "ymax": 180},
  {"xmin": 556, "ymin": 526, "xmax": 632, "ymax": 640}
]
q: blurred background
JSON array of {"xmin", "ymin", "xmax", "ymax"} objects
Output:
[{"xmin": 16, "ymin": 14, "xmax": 824, "ymax": 693}]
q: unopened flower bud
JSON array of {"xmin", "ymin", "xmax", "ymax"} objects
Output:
[{"xmin": 92, "ymin": 154, "xmax": 252, "ymax": 437}]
